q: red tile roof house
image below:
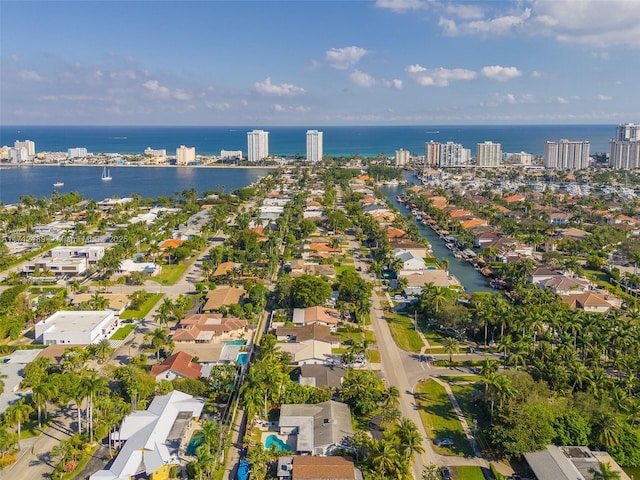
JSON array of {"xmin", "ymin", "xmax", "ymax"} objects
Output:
[
  {"xmin": 171, "ymin": 314, "xmax": 248, "ymax": 343},
  {"xmin": 150, "ymin": 351, "xmax": 202, "ymax": 381}
]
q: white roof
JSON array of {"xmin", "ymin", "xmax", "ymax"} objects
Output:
[
  {"xmin": 36, "ymin": 311, "xmax": 114, "ymax": 336},
  {"xmin": 90, "ymin": 391, "xmax": 204, "ymax": 480}
]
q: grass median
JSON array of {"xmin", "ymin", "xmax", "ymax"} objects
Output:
[
  {"xmin": 414, "ymin": 379, "xmax": 474, "ymax": 457},
  {"xmin": 384, "ymin": 312, "xmax": 423, "ymax": 353},
  {"xmin": 120, "ymin": 293, "xmax": 163, "ymax": 320}
]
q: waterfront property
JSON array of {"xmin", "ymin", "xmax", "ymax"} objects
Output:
[{"xmin": 276, "ymin": 455, "xmax": 361, "ymax": 480}]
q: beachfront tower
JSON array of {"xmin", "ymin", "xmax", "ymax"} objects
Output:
[
  {"xmin": 247, "ymin": 129, "xmax": 269, "ymax": 162},
  {"xmin": 476, "ymin": 141, "xmax": 502, "ymax": 167},
  {"xmin": 306, "ymin": 130, "xmax": 323, "ymax": 163},
  {"xmin": 176, "ymin": 145, "xmax": 196, "ymax": 165},
  {"xmin": 610, "ymin": 123, "xmax": 640, "ymax": 169},
  {"xmin": 425, "ymin": 141, "xmax": 440, "ymax": 167},
  {"xmin": 395, "ymin": 148, "xmax": 410, "ymax": 167},
  {"xmin": 14, "ymin": 140, "xmax": 35, "ymax": 158},
  {"xmin": 543, "ymin": 139, "xmax": 590, "ymax": 170}
]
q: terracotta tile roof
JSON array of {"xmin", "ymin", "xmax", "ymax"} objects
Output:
[
  {"xmin": 385, "ymin": 227, "xmax": 407, "ymax": 239},
  {"xmin": 172, "ymin": 314, "xmax": 247, "ymax": 342},
  {"xmin": 504, "ymin": 194, "xmax": 525, "ymax": 204},
  {"xmin": 149, "ymin": 351, "xmax": 202, "ymax": 379},
  {"xmin": 202, "ymin": 286, "xmax": 245, "ymax": 311},
  {"xmin": 307, "ymin": 243, "xmax": 341, "ymax": 253},
  {"xmin": 461, "ymin": 218, "xmax": 487, "ymax": 229},
  {"xmin": 212, "ymin": 261, "xmax": 237, "ymax": 277},
  {"xmin": 292, "ymin": 456, "xmax": 356, "ymax": 480},
  {"xmin": 159, "ymin": 239, "xmax": 184, "ymax": 249}
]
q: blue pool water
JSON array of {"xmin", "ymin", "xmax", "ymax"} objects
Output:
[
  {"xmin": 225, "ymin": 339, "xmax": 246, "ymax": 345},
  {"xmin": 186, "ymin": 432, "xmax": 203, "ymax": 456},
  {"xmin": 265, "ymin": 434, "xmax": 291, "ymax": 452},
  {"xmin": 237, "ymin": 353, "xmax": 249, "ymax": 365}
]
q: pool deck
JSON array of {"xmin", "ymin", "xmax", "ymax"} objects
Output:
[{"xmin": 260, "ymin": 432, "xmax": 296, "ymax": 452}]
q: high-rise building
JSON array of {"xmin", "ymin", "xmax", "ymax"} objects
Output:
[
  {"xmin": 476, "ymin": 141, "xmax": 502, "ymax": 167},
  {"xmin": 14, "ymin": 140, "xmax": 35, "ymax": 157},
  {"xmin": 439, "ymin": 142, "xmax": 470, "ymax": 168},
  {"xmin": 68, "ymin": 147, "xmax": 88, "ymax": 158},
  {"xmin": 306, "ymin": 130, "xmax": 323, "ymax": 163},
  {"xmin": 615, "ymin": 123, "xmax": 640, "ymax": 141},
  {"xmin": 424, "ymin": 141, "xmax": 440, "ymax": 167},
  {"xmin": 506, "ymin": 152, "xmax": 533, "ymax": 165},
  {"xmin": 395, "ymin": 148, "xmax": 410, "ymax": 167},
  {"xmin": 176, "ymin": 145, "xmax": 196, "ymax": 165},
  {"xmin": 609, "ymin": 123, "xmax": 640, "ymax": 169},
  {"xmin": 8, "ymin": 147, "xmax": 29, "ymax": 163},
  {"xmin": 247, "ymin": 130, "xmax": 269, "ymax": 162},
  {"xmin": 543, "ymin": 140, "xmax": 590, "ymax": 170}
]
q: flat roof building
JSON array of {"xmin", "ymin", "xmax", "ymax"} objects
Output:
[
  {"xmin": 35, "ymin": 310, "xmax": 118, "ymax": 346},
  {"xmin": 247, "ymin": 129, "xmax": 269, "ymax": 162},
  {"xmin": 544, "ymin": 139, "xmax": 590, "ymax": 170},
  {"xmin": 476, "ymin": 141, "xmax": 502, "ymax": 167},
  {"xmin": 176, "ymin": 145, "xmax": 195, "ymax": 165},
  {"xmin": 306, "ymin": 130, "xmax": 323, "ymax": 163}
]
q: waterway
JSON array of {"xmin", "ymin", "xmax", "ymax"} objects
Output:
[{"xmin": 381, "ymin": 185, "xmax": 494, "ymax": 294}]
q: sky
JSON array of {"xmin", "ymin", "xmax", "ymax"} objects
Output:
[{"xmin": 1, "ymin": 0, "xmax": 640, "ymax": 126}]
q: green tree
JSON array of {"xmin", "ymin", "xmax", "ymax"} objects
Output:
[
  {"xmin": 5, "ymin": 399, "xmax": 34, "ymax": 444},
  {"xmin": 290, "ymin": 274, "xmax": 332, "ymax": 308}
]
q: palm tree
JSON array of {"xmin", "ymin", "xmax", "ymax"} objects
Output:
[
  {"xmin": 88, "ymin": 292, "xmax": 109, "ymax": 310},
  {"xmin": 395, "ymin": 418, "xmax": 425, "ymax": 464},
  {"xmin": 145, "ymin": 327, "xmax": 173, "ymax": 361},
  {"xmin": 82, "ymin": 372, "xmax": 109, "ymax": 442},
  {"xmin": 442, "ymin": 337, "xmax": 459, "ymax": 366},
  {"xmin": 5, "ymin": 399, "xmax": 34, "ymax": 445},
  {"xmin": 368, "ymin": 436, "xmax": 400, "ymax": 479},
  {"xmin": 589, "ymin": 461, "xmax": 622, "ymax": 480},
  {"xmin": 31, "ymin": 381, "xmax": 56, "ymax": 427}
]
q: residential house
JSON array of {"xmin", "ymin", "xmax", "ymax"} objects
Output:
[
  {"xmin": 201, "ymin": 286, "xmax": 245, "ymax": 312},
  {"xmin": 90, "ymin": 391, "xmax": 204, "ymax": 480},
  {"xmin": 400, "ymin": 269, "xmax": 454, "ymax": 296},
  {"xmin": 549, "ymin": 212, "xmax": 573, "ymax": 227},
  {"xmin": 529, "ymin": 266, "xmax": 563, "ymax": 285},
  {"xmin": 298, "ymin": 364, "xmax": 346, "ymax": 390},
  {"xmin": 292, "ymin": 307, "xmax": 341, "ymax": 327},
  {"xmin": 539, "ymin": 276, "xmax": 590, "ymax": 296},
  {"xmin": 278, "ymin": 401, "xmax": 354, "ymax": 455},
  {"xmin": 212, "ymin": 261, "xmax": 238, "ymax": 277},
  {"xmin": 389, "ymin": 239, "xmax": 430, "ymax": 259},
  {"xmin": 276, "ymin": 456, "xmax": 362, "ymax": 480},
  {"xmin": 35, "ymin": 311, "xmax": 119, "ymax": 346},
  {"xmin": 524, "ymin": 445, "xmax": 630, "ymax": 480},
  {"xmin": 561, "ymin": 292, "xmax": 614, "ymax": 313},
  {"xmin": 150, "ymin": 351, "xmax": 203, "ymax": 381},
  {"xmin": 117, "ymin": 259, "xmax": 161, "ymax": 276},
  {"xmin": 172, "ymin": 314, "xmax": 248, "ymax": 343},
  {"xmin": 392, "ymin": 249, "xmax": 426, "ymax": 275},
  {"xmin": 276, "ymin": 324, "xmax": 340, "ymax": 346},
  {"xmin": 385, "ymin": 227, "xmax": 407, "ymax": 239}
]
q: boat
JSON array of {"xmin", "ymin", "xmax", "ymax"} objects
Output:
[
  {"xmin": 53, "ymin": 180, "xmax": 64, "ymax": 187},
  {"xmin": 236, "ymin": 459, "xmax": 250, "ymax": 480},
  {"xmin": 101, "ymin": 167, "xmax": 112, "ymax": 181}
]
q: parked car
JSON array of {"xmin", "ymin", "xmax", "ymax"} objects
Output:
[
  {"xmin": 440, "ymin": 466, "xmax": 452, "ymax": 480},
  {"xmin": 434, "ymin": 438, "xmax": 454, "ymax": 447}
]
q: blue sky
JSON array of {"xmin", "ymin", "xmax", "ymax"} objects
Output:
[{"xmin": 1, "ymin": 0, "xmax": 639, "ymax": 126}]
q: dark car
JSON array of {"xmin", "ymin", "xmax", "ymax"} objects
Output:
[{"xmin": 440, "ymin": 466, "xmax": 452, "ymax": 480}]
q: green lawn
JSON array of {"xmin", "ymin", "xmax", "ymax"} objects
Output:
[
  {"xmin": 384, "ymin": 312, "xmax": 424, "ymax": 353},
  {"xmin": 453, "ymin": 466, "xmax": 486, "ymax": 480},
  {"xmin": 335, "ymin": 265, "xmax": 356, "ymax": 276},
  {"xmin": 120, "ymin": 293, "xmax": 163, "ymax": 320},
  {"xmin": 111, "ymin": 324, "xmax": 136, "ymax": 340},
  {"xmin": 450, "ymin": 383, "xmax": 492, "ymax": 454},
  {"xmin": 414, "ymin": 379, "xmax": 474, "ymax": 457},
  {"xmin": 337, "ymin": 329, "xmax": 376, "ymax": 345},
  {"xmin": 368, "ymin": 349, "xmax": 381, "ymax": 363},
  {"xmin": 149, "ymin": 264, "xmax": 189, "ymax": 286},
  {"xmin": 438, "ymin": 375, "xmax": 482, "ymax": 383},
  {"xmin": 421, "ymin": 329, "xmax": 447, "ymax": 347}
]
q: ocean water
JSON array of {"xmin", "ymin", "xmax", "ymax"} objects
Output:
[
  {"xmin": 1, "ymin": 124, "xmax": 615, "ymax": 158},
  {"xmin": 0, "ymin": 165, "xmax": 272, "ymax": 204}
]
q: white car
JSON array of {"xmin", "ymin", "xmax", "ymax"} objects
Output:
[{"xmin": 434, "ymin": 438, "xmax": 454, "ymax": 447}]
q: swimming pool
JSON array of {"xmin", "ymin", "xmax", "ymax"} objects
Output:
[
  {"xmin": 225, "ymin": 339, "xmax": 247, "ymax": 345},
  {"xmin": 185, "ymin": 432, "xmax": 203, "ymax": 456},
  {"xmin": 264, "ymin": 434, "xmax": 291, "ymax": 452},
  {"xmin": 237, "ymin": 353, "xmax": 249, "ymax": 365}
]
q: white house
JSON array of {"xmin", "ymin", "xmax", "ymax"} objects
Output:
[
  {"xmin": 393, "ymin": 249, "xmax": 426, "ymax": 275},
  {"xmin": 35, "ymin": 311, "xmax": 119, "ymax": 345},
  {"xmin": 50, "ymin": 245, "xmax": 105, "ymax": 264},
  {"xmin": 22, "ymin": 257, "xmax": 88, "ymax": 276}
]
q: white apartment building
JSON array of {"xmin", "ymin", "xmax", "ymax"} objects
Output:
[
  {"xmin": 544, "ymin": 140, "xmax": 590, "ymax": 170},
  {"xmin": 395, "ymin": 148, "xmax": 410, "ymax": 167},
  {"xmin": 609, "ymin": 123, "xmax": 640, "ymax": 169},
  {"xmin": 615, "ymin": 123, "xmax": 640, "ymax": 141},
  {"xmin": 176, "ymin": 145, "xmax": 195, "ymax": 165},
  {"xmin": 476, "ymin": 141, "xmax": 502, "ymax": 167},
  {"xmin": 247, "ymin": 130, "xmax": 269, "ymax": 162},
  {"xmin": 220, "ymin": 150, "xmax": 243, "ymax": 160},
  {"xmin": 35, "ymin": 310, "xmax": 119, "ymax": 345},
  {"xmin": 306, "ymin": 130, "xmax": 323, "ymax": 163},
  {"xmin": 424, "ymin": 141, "xmax": 440, "ymax": 167},
  {"xmin": 68, "ymin": 147, "xmax": 88, "ymax": 158},
  {"xmin": 8, "ymin": 147, "xmax": 29, "ymax": 163},
  {"xmin": 14, "ymin": 140, "xmax": 35, "ymax": 157},
  {"xmin": 507, "ymin": 151, "xmax": 534, "ymax": 165},
  {"xmin": 439, "ymin": 142, "xmax": 470, "ymax": 168},
  {"xmin": 50, "ymin": 245, "xmax": 105, "ymax": 264}
]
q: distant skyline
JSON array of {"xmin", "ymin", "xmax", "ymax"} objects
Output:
[{"xmin": 1, "ymin": 0, "xmax": 639, "ymax": 126}]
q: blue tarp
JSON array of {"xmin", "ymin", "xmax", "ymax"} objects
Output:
[{"xmin": 236, "ymin": 459, "xmax": 250, "ymax": 480}]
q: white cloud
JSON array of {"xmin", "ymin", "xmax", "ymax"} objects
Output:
[
  {"xmin": 273, "ymin": 104, "xmax": 311, "ymax": 113},
  {"xmin": 382, "ymin": 79, "xmax": 403, "ymax": 89},
  {"xmin": 205, "ymin": 102, "xmax": 230, "ymax": 111},
  {"xmin": 174, "ymin": 89, "xmax": 192, "ymax": 101},
  {"xmin": 556, "ymin": 97, "xmax": 570, "ymax": 104},
  {"xmin": 375, "ymin": 0, "xmax": 425, "ymax": 12},
  {"xmin": 531, "ymin": 71, "xmax": 542, "ymax": 78},
  {"xmin": 254, "ymin": 77, "xmax": 306, "ymax": 96},
  {"xmin": 595, "ymin": 94, "xmax": 612, "ymax": 101},
  {"xmin": 325, "ymin": 46, "xmax": 369, "ymax": 70},
  {"xmin": 19, "ymin": 70, "xmax": 44, "ymax": 81},
  {"xmin": 406, "ymin": 65, "xmax": 477, "ymax": 87},
  {"xmin": 143, "ymin": 80, "xmax": 170, "ymax": 98},
  {"xmin": 440, "ymin": 3, "xmax": 484, "ymax": 20},
  {"xmin": 480, "ymin": 65, "xmax": 522, "ymax": 82},
  {"xmin": 350, "ymin": 70, "xmax": 377, "ymax": 88},
  {"xmin": 440, "ymin": 8, "xmax": 531, "ymax": 36}
]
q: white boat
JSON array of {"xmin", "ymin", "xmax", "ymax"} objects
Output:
[
  {"xmin": 53, "ymin": 180, "xmax": 64, "ymax": 187},
  {"xmin": 101, "ymin": 167, "xmax": 112, "ymax": 181}
]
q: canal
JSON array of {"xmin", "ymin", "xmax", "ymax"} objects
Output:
[{"xmin": 381, "ymin": 185, "xmax": 495, "ymax": 294}]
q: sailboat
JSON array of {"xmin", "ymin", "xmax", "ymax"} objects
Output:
[{"xmin": 101, "ymin": 166, "xmax": 112, "ymax": 181}]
